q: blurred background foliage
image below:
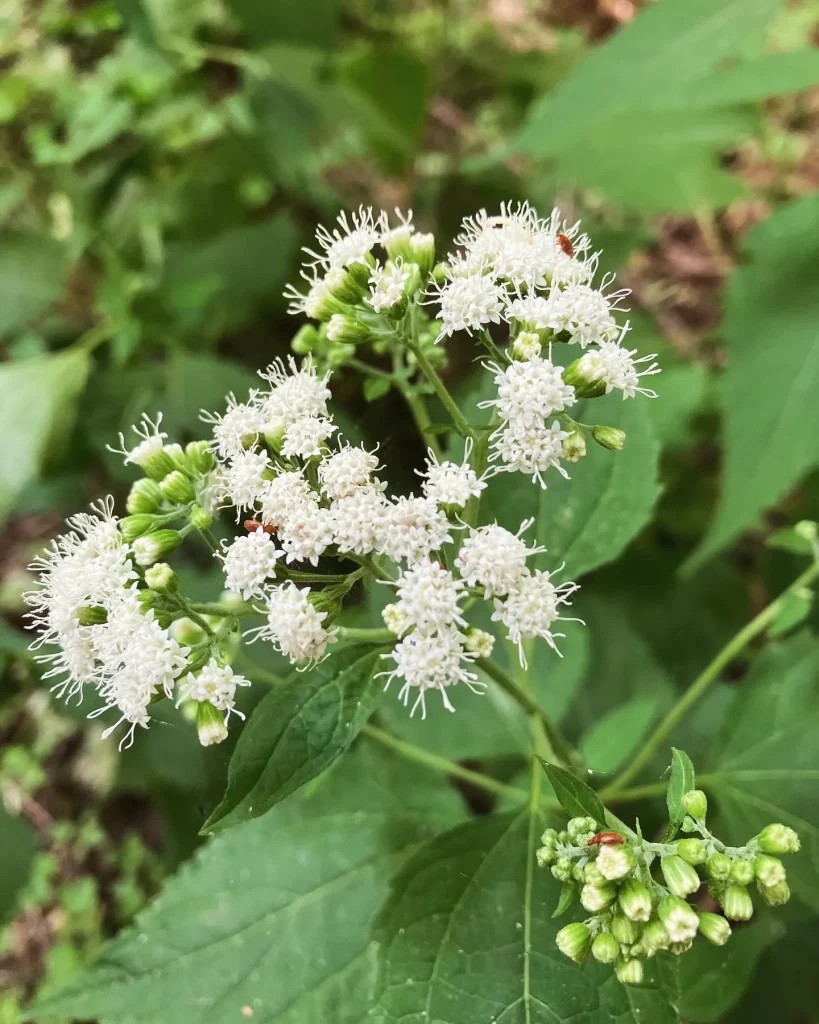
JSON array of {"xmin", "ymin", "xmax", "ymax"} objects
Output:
[{"xmin": 3, "ymin": 0, "xmax": 819, "ymax": 1020}]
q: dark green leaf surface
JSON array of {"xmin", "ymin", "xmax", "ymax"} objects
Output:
[
  {"xmin": 31, "ymin": 743, "xmax": 464, "ymax": 1024},
  {"xmin": 0, "ymin": 233, "xmax": 69, "ymax": 339},
  {"xmin": 203, "ymin": 645, "xmax": 382, "ymax": 833},
  {"xmin": 579, "ymin": 696, "xmax": 659, "ymax": 775},
  {"xmin": 539, "ymin": 760, "xmax": 607, "ymax": 825},
  {"xmin": 666, "ymin": 748, "xmax": 696, "ymax": 840},
  {"xmin": 375, "ymin": 811, "xmax": 680, "ymax": 1023}
]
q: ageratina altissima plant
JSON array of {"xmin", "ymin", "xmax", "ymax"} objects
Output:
[{"xmin": 24, "ymin": 202, "xmax": 804, "ymax": 995}]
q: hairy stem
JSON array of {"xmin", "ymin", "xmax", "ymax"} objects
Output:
[{"xmin": 603, "ymin": 558, "xmax": 819, "ymax": 797}]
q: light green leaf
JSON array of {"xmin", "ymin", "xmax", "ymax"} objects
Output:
[
  {"xmin": 227, "ymin": 0, "xmax": 340, "ymax": 48},
  {"xmin": 375, "ymin": 811, "xmax": 680, "ymax": 1023},
  {"xmin": 203, "ymin": 645, "xmax": 382, "ymax": 833},
  {"xmin": 579, "ymin": 696, "xmax": 659, "ymax": 774},
  {"xmin": 31, "ymin": 743, "xmax": 464, "ymax": 1024},
  {"xmin": 685, "ymin": 50, "xmax": 819, "ymax": 108},
  {"xmin": 0, "ymin": 808, "xmax": 37, "ymax": 924},
  {"xmin": 768, "ymin": 586, "xmax": 814, "ymax": 638},
  {"xmin": 0, "ymin": 349, "xmax": 90, "ymax": 521},
  {"xmin": 690, "ymin": 196, "xmax": 819, "ymax": 568},
  {"xmin": 0, "ymin": 234, "xmax": 69, "ymax": 338},
  {"xmin": 666, "ymin": 748, "xmax": 697, "ymax": 840},
  {"xmin": 704, "ymin": 631, "xmax": 819, "ymax": 909},
  {"xmin": 539, "ymin": 759, "xmax": 607, "ymax": 825}
]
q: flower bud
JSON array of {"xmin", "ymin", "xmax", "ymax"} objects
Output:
[
  {"xmin": 131, "ymin": 443, "xmax": 175, "ymax": 482},
  {"xmin": 160, "ymin": 470, "xmax": 196, "ymax": 506},
  {"xmin": 720, "ymin": 885, "xmax": 753, "ymax": 921},
  {"xmin": 120, "ymin": 514, "xmax": 156, "ymax": 542},
  {"xmin": 535, "ymin": 846, "xmax": 557, "ymax": 868},
  {"xmin": 669, "ymin": 938, "xmax": 694, "ymax": 956},
  {"xmin": 756, "ymin": 823, "xmax": 801, "ymax": 855},
  {"xmin": 263, "ymin": 416, "xmax": 287, "ymax": 451},
  {"xmin": 463, "ymin": 628, "xmax": 495, "ymax": 659},
  {"xmin": 697, "ymin": 912, "xmax": 731, "ymax": 946},
  {"xmin": 561, "ymin": 430, "xmax": 587, "ymax": 464},
  {"xmin": 615, "ymin": 958, "xmax": 644, "ymax": 986},
  {"xmin": 346, "ymin": 254, "xmax": 377, "ymax": 290},
  {"xmin": 409, "ymin": 232, "xmax": 436, "ymax": 277},
  {"xmin": 591, "ymin": 931, "xmax": 620, "ymax": 964},
  {"xmin": 170, "ymin": 617, "xmax": 206, "ymax": 647},
  {"xmin": 642, "ymin": 918, "xmax": 670, "ymax": 953},
  {"xmin": 431, "ymin": 261, "xmax": 449, "ymax": 285},
  {"xmin": 597, "ymin": 843, "xmax": 635, "ymax": 881},
  {"xmin": 681, "ymin": 815, "xmax": 697, "ymax": 833},
  {"xmin": 291, "ymin": 323, "xmax": 320, "ymax": 355},
  {"xmin": 190, "ymin": 506, "xmax": 213, "ymax": 532},
  {"xmin": 551, "ymin": 857, "xmax": 573, "ymax": 883},
  {"xmin": 662, "ymin": 855, "xmax": 701, "ymax": 898},
  {"xmin": 126, "ymin": 478, "xmax": 163, "ymax": 514},
  {"xmin": 567, "ymin": 816, "xmax": 598, "ymax": 840},
  {"xmin": 682, "ymin": 789, "xmax": 707, "ymax": 819},
  {"xmin": 511, "ymin": 332, "xmax": 542, "ymax": 362},
  {"xmin": 658, "ymin": 896, "xmax": 700, "ymax": 943},
  {"xmin": 590, "ymin": 424, "xmax": 626, "ymax": 451},
  {"xmin": 757, "ymin": 879, "xmax": 790, "ymax": 906},
  {"xmin": 144, "ymin": 562, "xmax": 176, "ymax": 592},
  {"xmin": 730, "ymin": 859, "xmax": 755, "ymax": 886},
  {"xmin": 580, "ymin": 882, "xmax": 617, "ymax": 912},
  {"xmin": 77, "ymin": 605, "xmax": 107, "ymax": 626},
  {"xmin": 326, "ymin": 265, "xmax": 367, "ymax": 305},
  {"xmin": 196, "ymin": 701, "xmax": 228, "ymax": 747},
  {"xmin": 540, "ymin": 828, "xmax": 558, "ymax": 847},
  {"xmin": 571, "ymin": 862, "xmax": 586, "ymax": 883},
  {"xmin": 327, "ymin": 342, "xmax": 357, "ymax": 367},
  {"xmin": 164, "ymin": 443, "xmax": 186, "ymax": 471},
  {"xmin": 610, "ymin": 913, "xmax": 642, "ymax": 945},
  {"xmin": 184, "ymin": 441, "xmax": 215, "ymax": 475},
  {"xmin": 326, "ymin": 313, "xmax": 370, "ymax": 345},
  {"xmin": 555, "ymin": 923, "xmax": 591, "ymax": 963},
  {"xmin": 675, "ymin": 839, "xmax": 708, "ymax": 866},
  {"xmin": 618, "ymin": 879, "xmax": 653, "ymax": 922},
  {"xmin": 133, "ymin": 529, "xmax": 183, "ymax": 567},
  {"xmin": 584, "ymin": 862, "xmax": 605, "ymax": 886},
  {"xmin": 706, "ymin": 852, "xmax": 732, "ymax": 881}
]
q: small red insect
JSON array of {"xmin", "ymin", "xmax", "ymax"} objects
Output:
[
  {"xmin": 587, "ymin": 831, "xmax": 625, "ymax": 847},
  {"xmin": 244, "ymin": 519, "xmax": 277, "ymax": 535},
  {"xmin": 556, "ymin": 232, "xmax": 575, "ymax": 258}
]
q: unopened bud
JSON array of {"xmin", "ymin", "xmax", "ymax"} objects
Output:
[
  {"xmin": 720, "ymin": 884, "xmax": 754, "ymax": 921},
  {"xmin": 756, "ymin": 823, "xmax": 801, "ymax": 855},
  {"xmin": 618, "ymin": 878, "xmax": 653, "ymax": 922},
  {"xmin": 591, "ymin": 424, "xmax": 626, "ymax": 451},
  {"xmin": 170, "ymin": 617, "xmax": 206, "ymax": 647},
  {"xmin": 263, "ymin": 416, "xmax": 287, "ymax": 451},
  {"xmin": 615, "ymin": 958, "xmax": 644, "ymax": 986},
  {"xmin": 662, "ymin": 855, "xmax": 701, "ymax": 898},
  {"xmin": 126, "ymin": 478, "xmax": 163, "ymax": 514},
  {"xmin": 597, "ymin": 843, "xmax": 635, "ymax": 881},
  {"xmin": 160, "ymin": 470, "xmax": 196, "ymax": 506},
  {"xmin": 658, "ymin": 895, "xmax": 700, "ymax": 943},
  {"xmin": 681, "ymin": 815, "xmax": 697, "ymax": 833},
  {"xmin": 120, "ymin": 514, "xmax": 156, "ymax": 542},
  {"xmin": 77, "ymin": 605, "xmax": 107, "ymax": 626},
  {"xmin": 754, "ymin": 855, "xmax": 786, "ymax": 888},
  {"xmin": 555, "ymin": 922, "xmax": 592, "ymax": 963},
  {"xmin": 682, "ymin": 790, "xmax": 708, "ymax": 820},
  {"xmin": 131, "ymin": 443, "xmax": 175, "ymax": 482},
  {"xmin": 133, "ymin": 529, "xmax": 182, "ymax": 567},
  {"xmin": 144, "ymin": 562, "xmax": 176, "ymax": 592},
  {"xmin": 184, "ymin": 441, "xmax": 215, "ymax": 475},
  {"xmin": 610, "ymin": 913, "xmax": 642, "ymax": 945},
  {"xmin": 564, "ymin": 357, "xmax": 608, "ymax": 399},
  {"xmin": 580, "ymin": 882, "xmax": 617, "ymax": 912},
  {"xmin": 463, "ymin": 628, "xmax": 494, "ymax": 659},
  {"xmin": 591, "ymin": 931, "xmax": 620, "ymax": 964},
  {"xmin": 291, "ymin": 323, "xmax": 320, "ymax": 355},
  {"xmin": 561, "ymin": 429, "xmax": 587, "ymax": 464},
  {"xmin": 706, "ymin": 852, "xmax": 732, "ymax": 880},
  {"xmin": 409, "ymin": 232, "xmax": 436, "ymax": 276},
  {"xmin": 511, "ymin": 331, "xmax": 542, "ymax": 361},
  {"xmin": 757, "ymin": 878, "xmax": 790, "ymax": 906},
  {"xmin": 676, "ymin": 838, "xmax": 708, "ymax": 865},
  {"xmin": 697, "ymin": 912, "xmax": 731, "ymax": 946},
  {"xmin": 730, "ymin": 859, "xmax": 755, "ymax": 885},
  {"xmin": 325, "ymin": 266, "xmax": 365, "ymax": 305},
  {"xmin": 346, "ymin": 254, "xmax": 377, "ymax": 290},
  {"xmin": 642, "ymin": 918, "xmax": 670, "ymax": 953},
  {"xmin": 326, "ymin": 313, "xmax": 370, "ymax": 345},
  {"xmin": 669, "ymin": 938, "xmax": 694, "ymax": 956},
  {"xmin": 382, "ymin": 603, "xmax": 412, "ymax": 638},
  {"xmin": 551, "ymin": 857, "xmax": 573, "ymax": 883},
  {"xmin": 431, "ymin": 261, "xmax": 448, "ymax": 285},
  {"xmin": 327, "ymin": 342, "xmax": 356, "ymax": 367},
  {"xmin": 535, "ymin": 845, "xmax": 557, "ymax": 868},
  {"xmin": 567, "ymin": 816, "xmax": 597, "ymax": 840},
  {"xmin": 190, "ymin": 506, "xmax": 212, "ymax": 531},
  {"xmin": 196, "ymin": 702, "xmax": 228, "ymax": 747},
  {"xmin": 164, "ymin": 443, "xmax": 186, "ymax": 471},
  {"xmin": 583, "ymin": 862, "xmax": 605, "ymax": 886}
]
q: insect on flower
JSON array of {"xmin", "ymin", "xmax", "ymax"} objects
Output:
[
  {"xmin": 587, "ymin": 831, "xmax": 625, "ymax": 847},
  {"xmin": 244, "ymin": 519, "xmax": 277, "ymax": 534},
  {"xmin": 556, "ymin": 232, "xmax": 575, "ymax": 258}
]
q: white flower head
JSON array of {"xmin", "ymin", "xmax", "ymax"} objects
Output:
[
  {"xmin": 419, "ymin": 439, "xmax": 486, "ymax": 509},
  {"xmin": 252, "ymin": 582, "xmax": 337, "ymax": 665},
  {"xmin": 303, "ymin": 206, "xmax": 384, "ymax": 271},
  {"xmin": 661, "ymin": 900, "xmax": 700, "ymax": 943},
  {"xmin": 455, "ymin": 520, "xmax": 543, "ymax": 598},
  {"xmin": 219, "ymin": 528, "xmax": 282, "ymax": 600},
  {"xmin": 225, "ymin": 449, "xmax": 272, "ymax": 515},
  {"xmin": 330, "ymin": 487, "xmax": 389, "ymax": 555},
  {"xmin": 488, "ymin": 419, "xmax": 572, "ymax": 488},
  {"xmin": 260, "ymin": 470, "xmax": 317, "ymax": 529},
  {"xmin": 279, "ymin": 506, "xmax": 334, "ymax": 566},
  {"xmin": 368, "ymin": 259, "xmax": 411, "ymax": 313},
  {"xmin": 378, "ymin": 627, "xmax": 485, "ymax": 718},
  {"xmin": 391, "ymin": 559, "xmax": 466, "ymax": 634},
  {"xmin": 492, "ymin": 568, "xmax": 580, "ymax": 667},
  {"xmin": 259, "ymin": 356, "xmax": 332, "ymax": 423},
  {"xmin": 280, "ymin": 415, "xmax": 336, "ymax": 460},
  {"xmin": 107, "ymin": 413, "xmax": 168, "ymax": 469},
  {"xmin": 576, "ymin": 328, "xmax": 660, "ymax": 399},
  {"xmin": 283, "ymin": 266, "xmax": 347, "ymax": 320},
  {"xmin": 480, "ymin": 354, "xmax": 575, "ymax": 428},
  {"xmin": 319, "ymin": 444, "xmax": 382, "ymax": 500},
  {"xmin": 545, "ymin": 275, "xmax": 629, "ymax": 348},
  {"xmin": 382, "ymin": 602, "xmax": 412, "ymax": 637},
  {"xmin": 428, "ymin": 269, "xmax": 506, "ymax": 340},
  {"xmin": 200, "ymin": 392, "xmax": 267, "ymax": 461},
  {"xmin": 177, "ymin": 658, "xmax": 250, "ymax": 722},
  {"xmin": 596, "ymin": 843, "xmax": 633, "ymax": 881},
  {"xmin": 377, "ymin": 495, "xmax": 453, "ymax": 564}
]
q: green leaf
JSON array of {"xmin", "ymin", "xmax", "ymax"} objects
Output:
[
  {"xmin": 375, "ymin": 812, "xmax": 680, "ymax": 1023},
  {"xmin": 551, "ymin": 882, "xmax": 575, "ymax": 919},
  {"xmin": 768, "ymin": 587, "xmax": 814, "ymax": 638},
  {"xmin": 767, "ymin": 521, "xmax": 818, "ymax": 556},
  {"xmin": 538, "ymin": 759, "xmax": 607, "ymax": 825},
  {"xmin": 31, "ymin": 742, "xmax": 464, "ymax": 1024},
  {"xmin": 0, "ymin": 234, "xmax": 69, "ymax": 338},
  {"xmin": 704, "ymin": 631, "xmax": 819, "ymax": 909},
  {"xmin": 690, "ymin": 196, "xmax": 819, "ymax": 568},
  {"xmin": 0, "ymin": 808, "xmax": 37, "ymax": 924},
  {"xmin": 203, "ymin": 645, "xmax": 383, "ymax": 833},
  {"xmin": 685, "ymin": 50, "xmax": 819, "ymax": 108},
  {"xmin": 0, "ymin": 349, "xmax": 90, "ymax": 522},
  {"xmin": 488, "ymin": 397, "xmax": 660, "ymax": 578},
  {"xmin": 363, "ymin": 376, "xmax": 391, "ymax": 402},
  {"xmin": 579, "ymin": 695, "xmax": 659, "ymax": 774},
  {"xmin": 228, "ymin": 0, "xmax": 340, "ymax": 48},
  {"xmin": 666, "ymin": 748, "xmax": 697, "ymax": 840}
]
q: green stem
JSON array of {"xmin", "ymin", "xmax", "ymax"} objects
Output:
[
  {"xmin": 197, "ymin": 528, "xmax": 221, "ymax": 554},
  {"xmin": 408, "ymin": 342, "xmax": 473, "ymax": 440},
  {"xmin": 480, "ymin": 328, "xmax": 508, "ymax": 367},
  {"xmin": 362, "ymin": 723, "xmax": 530, "ymax": 803},
  {"xmin": 477, "ymin": 657, "xmax": 576, "ymax": 767},
  {"xmin": 603, "ymin": 558, "xmax": 819, "ymax": 797},
  {"xmin": 348, "ymin": 357, "xmax": 393, "ymax": 382},
  {"xmin": 188, "ymin": 600, "xmax": 258, "ymax": 617},
  {"xmin": 337, "ymin": 627, "xmax": 394, "ymax": 644},
  {"xmin": 399, "ymin": 381, "xmax": 442, "ymax": 460}
]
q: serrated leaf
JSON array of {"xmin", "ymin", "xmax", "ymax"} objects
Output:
[
  {"xmin": 666, "ymin": 748, "xmax": 697, "ymax": 840},
  {"xmin": 689, "ymin": 196, "xmax": 819, "ymax": 568},
  {"xmin": 551, "ymin": 882, "xmax": 575, "ymax": 919},
  {"xmin": 704, "ymin": 632, "xmax": 819, "ymax": 909},
  {"xmin": 31, "ymin": 743, "xmax": 463, "ymax": 1024},
  {"xmin": 579, "ymin": 695, "xmax": 659, "ymax": 774},
  {"xmin": 538, "ymin": 759, "xmax": 607, "ymax": 825},
  {"xmin": 203, "ymin": 645, "xmax": 382, "ymax": 833},
  {"xmin": 375, "ymin": 811, "xmax": 680, "ymax": 1023}
]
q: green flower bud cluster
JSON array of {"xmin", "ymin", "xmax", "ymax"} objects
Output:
[{"xmin": 541, "ymin": 811, "xmax": 800, "ymax": 987}]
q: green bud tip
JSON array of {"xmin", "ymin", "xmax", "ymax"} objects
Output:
[
  {"xmin": 662, "ymin": 855, "xmax": 701, "ymax": 898},
  {"xmin": 567, "ymin": 816, "xmax": 598, "ymax": 839},
  {"xmin": 706, "ymin": 852, "xmax": 732, "ymax": 881},
  {"xmin": 555, "ymin": 923, "xmax": 591, "ymax": 963},
  {"xmin": 144, "ymin": 562, "xmax": 176, "ymax": 592},
  {"xmin": 730, "ymin": 859, "xmax": 755, "ymax": 886},
  {"xmin": 596, "ymin": 843, "xmax": 635, "ymax": 881},
  {"xmin": 642, "ymin": 919, "xmax": 670, "ymax": 953},
  {"xmin": 584, "ymin": 863, "xmax": 605, "ymax": 886},
  {"xmin": 610, "ymin": 913, "xmax": 643, "ymax": 946},
  {"xmin": 184, "ymin": 440, "xmax": 215, "ymax": 475},
  {"xmin": 676, "ymin": 838, "xmax": 708, "ymax": 865},
  {"xmin": 615, "ymin": 958, "xmax": 644, "ymax": 986},
  {"xmin": 190, "ymin": 506, "xmax": 213, "ymax": 532},
  {"xmin": 591, "ymin": 932, "xmax": 620, "ymax": 965},
  {"xmin": 697, "ymin": 912, "xmax": 732, "ymax": 947},
  {"xmin": 133, "ymin": 529, "xmax": 183, "ymax": 567},
  {"xmin": 160, "ymin": 470, "xmax": 196, "ymax": 506},
  {"xmin": 561, "ymin": 430, "xmax": 587, "ymax": 463},
  {"xmin": 757, "ymin": 823, "xmax": 801, "ymax": 855},
  {"xmin": 720, "ymin": 885, "xmax": 754, "ymax": 922},
  {"xmin": 681, "ymin": 815, "xmax": 697, "ymax": 833},
  {"xmin": 658, "ymin": 895, "xmax": 700, "ymax": 943},
  {"xmin": 580, "ymin": 882, "xmax": 617, "ymax": 912},
  {"xmin": 195, "ymin": 702, "xmax": 228, "ymax": 747},
  {"xmin": 126, "ymin": 478, "xmax": 164, "ymax": 515},
  {"xmin": 618, "ymin": 879, "xmax": 653, "ymax": 922},
  {"xmin": 591, "ymin": 424, "xmax": 626, "ymax": 451},
  {"xmin": 120, "ymin": 514, "xmax": 156, "ymax": 542},
  {"xmin": 291, "ymin": 324, "xmax": 320, "ymax": 355},
  {"xmin": 757, "ymin": 879, "xmax": 790, "ymax": 907},
  {"xmin": 681, "ymin": 789, "xmax": 707, "ymax": 820},
  {"xmin": 326, "ymin": 313, "xmax": 370, "ymax": 345}
]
